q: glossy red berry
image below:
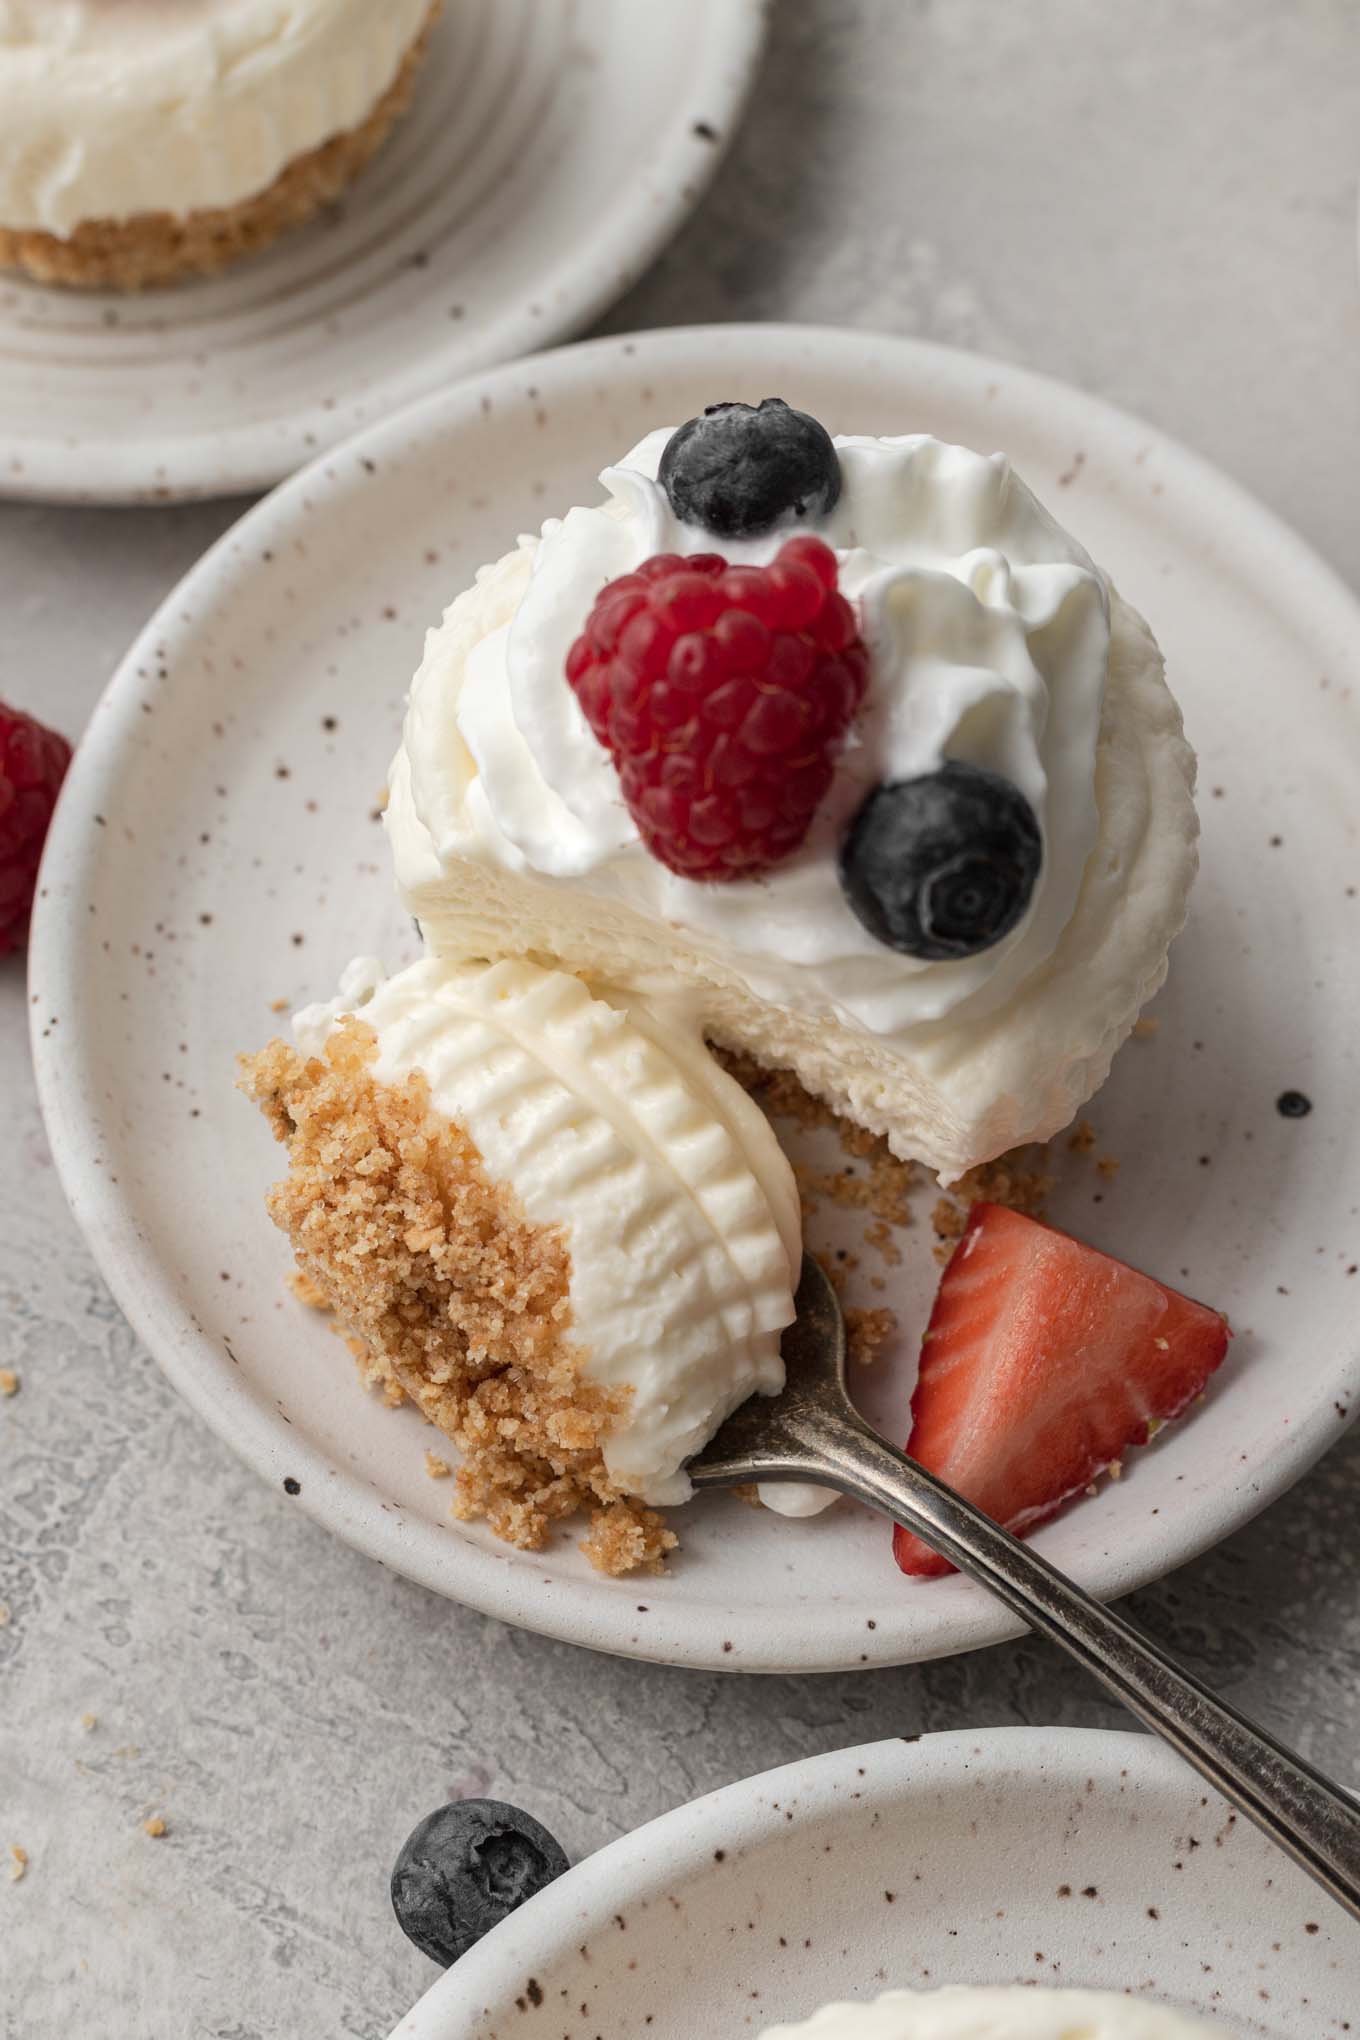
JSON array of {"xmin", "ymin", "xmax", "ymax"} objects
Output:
[
  {"xmin": 565, "ymin": 538, "xmax": 867, "ymax": 881},
  {"xmin": 0, "ymin": 702, "xmax": 71, "ymax": 956}
]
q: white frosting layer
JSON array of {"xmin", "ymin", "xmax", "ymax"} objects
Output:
[
  {"xmin": 0, "ymin": 0, "xmax": 430, "ymax": 233},
  {"xmin": 400, "ymin": 432, "xmax": 1111, "ymax": 1040},
  {"xmin": 294, "ymin": 955, "xmax": 801, "ymax": 1508},
  {"xmin": 761, "ymin": 1987, "xmax": 1232, "ymax": 2040}
]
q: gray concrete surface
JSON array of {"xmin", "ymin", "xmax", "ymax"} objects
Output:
[{"xmin": 4, "ymin": 4, "xmax": 1360, "ymax": 2033}]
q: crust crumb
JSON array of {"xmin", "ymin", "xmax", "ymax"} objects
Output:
[
  {"xmin": 142, "ymin": 1817, "xmax": 167, "ymax": 1840},
  {"xmin": 240, "ymin": 1023, "xmax": 659, "ymax": 1573},
  {"xmin": 424, "ymin": 1450, "xmax": 451, "ymax": 1481},
  {"xmin": 0, "ymin": 1369, "xmax": 18, "ymax": 1397},
  {"xmin": 8, "ymin": 1845, "xmax": 27, "ymax": 1883},
  {"xmin": 1132, "ymin": 1016, "xmax": 1160, "ymax": 1039},
  {"xmin": 844, "ymin": 1306, "xmax": 896, "ymax": 1366},
  {"xmin": 1068, "ymin": 1118, "xmax": 1098, "ymax": 1154},
  {"xmin": 287, "ymin": 1268, "xmax": 329, "ymax": 1310}
]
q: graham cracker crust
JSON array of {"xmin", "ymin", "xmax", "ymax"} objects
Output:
[
  {"xmin": 0, "ymin": 4, "xmax": 440, "ymax": 291},
  {"xmin": 239, "ymin": 1019, "xmax": 676, "ymax": 1577}
]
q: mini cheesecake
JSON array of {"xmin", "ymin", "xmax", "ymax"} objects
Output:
[
  {"xmin": 761, "ymin": 1988, "xmax": 1235, "ymax": 2040},
  {"xmin": 0, "ymin": 0, "xmax": 439, "ymax": 289},
  {"xmin": 388, "ymin": 405, "xmax": 1199, "ymax": 1183},
  {"xmin": 242, "ymin": 399, "xmax": 1202, "ymax": 1569}
]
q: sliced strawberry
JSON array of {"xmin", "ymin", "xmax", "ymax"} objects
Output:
[{"xmin": 894, "ymin": 1204, "xmax": 1230, "ymax": 1579}]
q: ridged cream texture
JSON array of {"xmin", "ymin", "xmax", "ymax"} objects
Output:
[
  {"xmin": 386, "ymin": 442, "xmax": 1199, "ymax": 1182},
  {"xmin": 0, "ymin": 0, "xmax": 431, "ymax": 233},
  {"xmin": 760, "ymin": 1987, "xmax": 1233, "ymax": 2040},
  {"xmin": 292, "ymin": 955, "xmax": 801, "ymax": 1507}
]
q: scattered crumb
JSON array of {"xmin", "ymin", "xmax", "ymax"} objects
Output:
[
  {"xmin": 8, "ymin": 1845, "xmax": 27, "ymax": 1883},
  {"xmin": 1108, "ymin": 1459, "xmax": 1123, "ymax": 1480},
  {"xmin": 1132, "ymin": 1016, "xmax": 1160, "ymax": 1040},
  {"xmin": 80, "ymin": 1714, "xmax": 97, "ymax": 1734},
  {"xmin": 952, "ymin": 1151, "xmax": 1054, "ymax": 1217},
  {"xmin": 1068, "ymin": 1119, "xmax": 1098, "ymax": 1154},
  {"xmin": 142, "ymin": 1816, "xmax": 167, "ymax": 1840},
  {"xmin": 864, "ymin": 1219, "xmax": 902, "ymax": 1267},
  {"xmin": 269, "ymin": 997, "xmax": 290, "ymax": 1014},
  {"xmin": 286, "ymin": 1267, "xmax": 329, "ymax": 1310},
  {"xmin": 0, "ymin": 1369, "xmax": 18, "ymax": 1397},
  {"xmin": 0, "ymin": 1605, "xmax": 10, "ymax": 1627},
  {"xmin": 932, "ymin": 1197, "xmax": 968, "ymax": 1245},
  {"xmin": 424, "ymin": 1450, "xmax": 451, "ymax": 1481},
  {"xmin": 844, "ymin": 1305, "xmax": 896, "ymax": 1367},
  {"xmin": 730, "ymin": 1482, "xmax": 764, "ymax": 1509},
  {"xmin": 1096, "ymin": 1156, "xmax": 1120, "ymax": 1181}
]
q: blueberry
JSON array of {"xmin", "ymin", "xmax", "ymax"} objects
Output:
[
  {"xmin": 391, "ymin": 1799, "xmax": 569, "ymax": 1967},
  {"xmin": 839, "ymin": 762, "xmax": 1042, "ymax": 960},
  {"xmin": 658, "ymin": 398, "xmax": 841, "ymax": 539}
]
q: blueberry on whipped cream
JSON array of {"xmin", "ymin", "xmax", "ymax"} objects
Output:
[
  {"xmin": 659, "ymin": 398, "xmax": 842, "ymax": 537},
  {"xmin": 839, "ymin": 763, "xmax": 1043, "ymax": 960}
]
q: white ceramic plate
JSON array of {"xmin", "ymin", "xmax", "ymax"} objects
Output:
[
  {"xmin": 0, "ymin": 0, "xmax": 764, "ymax": 505},
  {"xmin": 388, "ymin": 1727, "xmax": 1358, "ymax": 2037},
  {"xmin": 30, "ymin": 324, "xmax": 1360, "ymax": 1673}
]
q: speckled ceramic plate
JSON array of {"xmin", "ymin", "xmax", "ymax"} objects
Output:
[
  {"xmin": 0, "ymin": 0, "xmax": 764, "ymax": 506},
  {"xmin": 30, "ymin": 324, "xmax": 1360, "ymax": 1673},
  {"xmin": 387, "ymin": 1728, "xmax": 1358, "ymax": 2037}
]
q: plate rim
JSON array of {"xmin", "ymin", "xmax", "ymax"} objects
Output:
[
  {"xmin": 0, "ymin": 0, "xmax": 768, "ymax": 506},
  {"xmin": 383, "ymin": 1724, "xmax": 1313, "ymax": 2037},
  {"xmin": 30, "ymin": 320, "xmax": 1360, "ymax": 1673}
]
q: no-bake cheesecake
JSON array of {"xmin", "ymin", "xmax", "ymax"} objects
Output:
[
  {"xmin": 244, "ymin": 399, "xmax": 1210, "ymax": 1573},
  {"xmin": 0, "ymin": 0, "xmax": 438, "ymax": 289},
  {"xmin": 388, "ymin": 407, "xmax": 1198, "ymax": 1183},
  {"xmin": 761, "ymin": 1988, "xmax": 1233, "ymax": 2039}
]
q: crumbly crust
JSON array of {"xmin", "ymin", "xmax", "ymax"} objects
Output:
[
  {"xmin": 0, "ymin": 5, "xmax": 439, "ymax": 290},
  {"xmin": 238, "ymin": 1020, "xmax": 675, "ymax": 1575}
]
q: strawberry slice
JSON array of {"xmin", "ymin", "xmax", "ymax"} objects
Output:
[{"xmin": 894, "ymin": 1204, "xmax": 1230, "ymax": 1579}]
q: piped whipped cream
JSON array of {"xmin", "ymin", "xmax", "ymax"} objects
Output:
[
  {"xmin": 395, "ymin": 431, "xmax": 1111, "ymax": 1042},
  {"xmin": 760, "ymin": 1987, "xmax": 1233, "ymax": 2040},
  {"xmin": 0, "ymin": 0, "xmax": 430, "ymax": 234},
  {"xmin": 294, "ymin": 954, "xmax": 802, "ymax": 1508}
]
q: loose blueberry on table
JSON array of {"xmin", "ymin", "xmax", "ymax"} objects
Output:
[{"xmin": 391, "ymin": 1799, "xmax": 569, "ymax": 1967}]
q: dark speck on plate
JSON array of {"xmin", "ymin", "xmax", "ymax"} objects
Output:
[{"xmin": 1277, "ymin": 1090, "xmax": 1312, "ymax": 1119}]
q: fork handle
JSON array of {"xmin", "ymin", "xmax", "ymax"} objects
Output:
[{"xmin": 782, "ymin": 1407, "xmax": 1360, "ymax": 1923}]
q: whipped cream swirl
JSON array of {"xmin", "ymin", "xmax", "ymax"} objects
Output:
[{"xmin": 407, "ymin": 432, "xmax": 1111, "ymax": 1040}]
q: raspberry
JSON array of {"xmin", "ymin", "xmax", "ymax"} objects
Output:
[
  {"xmin": 0, "ymin": 702, "xmax": 72, "ymax": 956},
  {"xmin": 565, "ymin": 536, "xmax": 868, "ymax": 881}
]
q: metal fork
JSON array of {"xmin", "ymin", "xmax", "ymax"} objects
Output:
[{"xmin": 689, "ymin": 1253, "xmax": 1360, "ymax": 1923}]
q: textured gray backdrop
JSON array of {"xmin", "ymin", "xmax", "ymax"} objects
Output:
[{"xmin": 4, "ymin": 4, "xmax": 1360, "ymax": 2034}]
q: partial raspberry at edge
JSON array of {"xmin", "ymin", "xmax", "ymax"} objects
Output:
[
  {"xmin": 0, "ymin": 702, "xmax": 72, "ymax": 957},
  {"xmin": 565, "ymin": 535, "xmax": 868, "ymax": 882}
]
